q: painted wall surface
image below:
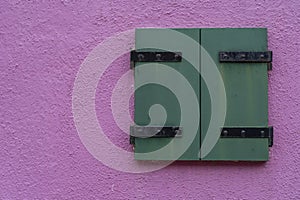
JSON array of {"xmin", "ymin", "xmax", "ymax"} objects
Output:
[{"xmin": 1, "ymin": 0, "xmax": 300, "ymax": 199}]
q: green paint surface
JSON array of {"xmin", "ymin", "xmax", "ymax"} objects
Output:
[
  {"xmin": 134, "ymin": 28, "xmax": 200, "ymax": 160},
  {"xmin": 133, "ymin": 28, "xmax": 270, "ymax": 161},
  {"xmin": 201, "ymin": 28, "xmax": 269, "ymax": 161}
]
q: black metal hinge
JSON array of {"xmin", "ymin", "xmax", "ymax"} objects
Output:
[
  {"xmin": 219, "ymin": 51, "xmax": 273, "ymax": 70},
  {"xmin": 130, "ymin": 50, "xmax": 182, "ymax": 69},
  {"xmin": 129, "ymin": 126, "xmax": 182, "ymax": 145},
  {"xmin": 130, "ymin": 135, "xmax": 135, "ymax": 145},
  {"xmin": 220, "ymin": 127, "xmax": 273, "ymax": 147}
]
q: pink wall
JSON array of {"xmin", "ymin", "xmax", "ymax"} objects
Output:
[{"xmin": 1, "ymin": 0, "xmax": 300, "ymax": 199}]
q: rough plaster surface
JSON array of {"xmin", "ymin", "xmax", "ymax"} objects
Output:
[{"xmin": 1, "ymin": 0, "xmax": 300, "ymax": 199}]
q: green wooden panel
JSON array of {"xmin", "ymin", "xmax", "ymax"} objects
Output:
[
  {"xmin": 201, "ymin": 28, "xmax": 269, "ymax": 161},
  {"xmin": 134, "ymin": 28, "xmax": 200, "ymax": 160},
  {"xmin": 133, "ymin": 28, "xmax": 270, "ymax": 161}
]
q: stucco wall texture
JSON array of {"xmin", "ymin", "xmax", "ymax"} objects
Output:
[{"xmin": 1, "ymin": 0, "xmax": 300, "ymax": 199}]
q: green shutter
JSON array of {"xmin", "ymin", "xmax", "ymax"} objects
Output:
[{"xmin": 131, "ymin": 28, "xmax": 272, "ymax": 161}]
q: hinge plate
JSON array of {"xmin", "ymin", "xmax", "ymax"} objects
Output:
[
  {"xmin": 220, "ymin": 127, "xmax": 273, "ymax": 147},
  {"xmin": 130, "ymin": 50, "xmax": 182, "ymax": 69},
  {"xmin": 219, "ymin": 51, "xmax": 272, "ymax": 63},
  {"xmin": 130, "ymin": 126, "xmax": 182, "ymax": 144},
  {"xmin": 219, "ymin": 51, "xmax": 272, "ymax": 70}
]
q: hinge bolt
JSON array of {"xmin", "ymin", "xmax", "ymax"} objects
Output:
[
  {"xmin": 260, "ymin": 130, "xmax": 265, "ymax": 137},
  {"xmin": 223, "ymin": 130, "xmax": 228, "ymax": 136},
  {"xmin": 138, "ymin": 54, "xmax": 144, "ymax": 61},
  {"xmin": 241, "ymin": 130, "xmax": 246, "ymax": 137},
  {"xmin": 156, "ymin": 53, "xmax": 162, "ymax": 60}
]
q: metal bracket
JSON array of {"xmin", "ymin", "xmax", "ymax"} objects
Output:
[
  {"xmin": 220, "ymin": 127, "xmax": 273, "ymax": 147},
  {"xmin": 219, "ymin": 51, "xmax": 273, "ymax": 70},
  {"xmin": 130, "ymin": 50, "xmax": 182, "ymax": 69},
  {"xmin": 130, "ymin": 126, "xmax": 182, "ymax": 145}
]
